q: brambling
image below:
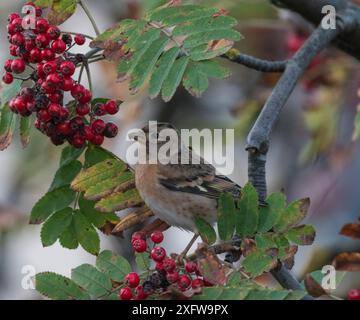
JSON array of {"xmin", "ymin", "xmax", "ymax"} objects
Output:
[{"xmin": 131, "ymin": 123, "xmax": 241, "ymax": 236}]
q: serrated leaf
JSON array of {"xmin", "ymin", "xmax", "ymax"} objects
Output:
[
  {"xmin": 285, "ymin": 224, "xmax": 316, "ymax": 245},
  {"xmin": 129, "ymin": 37, "xmax": 169, "ymax": 92},
  {"xmin": 60, "ymin": 145, "xmax": 84, "ymax": 167},
  {"xmin": 162, "ymin": 56, "xmax": 189, "ymax": 102},
  {"xmin": 59, "ymin": 219, "xmax": 78, "ymax": 249},
  {"xmin": 34, "ymin": 0, "xmax": 53, "ymax": 8},
  {"xmin": 36, "ymin": 272, "xmax": 90, "ymax": 300},
  {"xmin": 236, "ymin": 182, "xmax": 259, "ymax": 237},
  {"xmin": 95, "ymin": 189, "xmax": 143, "ymax": 212},
  {"xmin": 255, "ymin": 234, "xmax": 277, "ymax": 250},
  {"xmin": 19, "ymin": 116, "xmax": 31, "ymax": 148},
  {"xmin": 84, "ymin": 145, "xmax": 117, "ymax": 168},
  {"xmin": 242, "ymin": 251, "xmax": 275, "ymax": 277},
  {"xmin": 333, "ymin": 252, "xmax": 360, "ymax": 272},
  {"xmin": 112, "ymin": 207, "xmax": 153, "ymax": 234},
  {"xmin": 47, "ymin": 0, "xmax": 77, "ymax": 25},
  {"xmin": 41, "ymin": 207, "xmax": 73, "ymax": 247},
  {"xmin": 0, "ymin": 105, "xmax": 16, "ymax": 151},
  {"xmin": 30, "ymin": 186, "xmax": 76, "ymax": 224},
  {"xmin": 149, "ymin": 47, "xmax": 180, "ymax": 98},
  {"xmin": 71, "ymin": 264, "xmax": 112, "ymax": 298},
  {"xmin": 258, "ymin": 192, "xmax": 286, "ymax": 232},
  {"xmin": 96, "ymin": 250, "xmax": 132, "ymax": 282},
  {"xmin": 274, "ymin": 198, "xmax": 310, "ymax": 232},
  {"xmin": 79, "ymin": 196, "xmax": 118, "ymax": 229},
  {"xmin": 49, "ymin": 160, "xmax": 82, "ymax": 192},
  {"xmin": 73, "ymin": 211, "xmax": 100, "ymax": 255},
  {"xmin": 72, "ymin": 158, "xmax": 127, "ymax": 192},
  {"xmin": 217, "ymin": 193, "xmax": 236, "ymax": 241},
  {"xmin": 183, "ymin": 64, "xmax": 209, "ymax": 97},
  {"xmin": 183, "ymin": 29, "xmax": 241, "ymax": 49},
  {"xmin": 245, "ymin": 290, "xmax": 290, "ymax": 300},
  {"xmin": 194, "ymin": 216, "xmax": 216, "ymax": 245},
  {"xmin": 135, "ymin": 252, "xmax": 150, "ymax": 272}
]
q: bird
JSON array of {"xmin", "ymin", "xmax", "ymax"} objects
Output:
[{"xmin": 130, "ymin": 122, "xmax": 241, "ymax": 254}]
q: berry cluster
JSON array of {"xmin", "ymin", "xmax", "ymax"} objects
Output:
[
  {"xmin": 2, "ymin": 2, "xmax": 119, "ymax": 148},
  {"xmin": 119, "ymin": 230, "xmax": 212, "ymax": 300}
]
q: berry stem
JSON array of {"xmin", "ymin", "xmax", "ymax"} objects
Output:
[
  {"xmin": 61, "ymin": 31, "xmax": 94, "ymax": 40},
  {"xmin": 84, "ymin": 62, "xmax": 93, "ymax": 92},
  {"xmin": 78, "ymin": 63, "xmax": 85, "ymax": 83},
  {"xmin": 78, "ymin": 0, "xmax": 101, "ymax": 36}
]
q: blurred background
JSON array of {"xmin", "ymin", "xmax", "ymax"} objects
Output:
[{"xmin": 0, "ymin": 0, "xmax": 359, "ymax": 299}]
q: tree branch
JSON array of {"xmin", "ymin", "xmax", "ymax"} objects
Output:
[
  {"xmin": 246, "ymin": 11, "xmax": 358, "ymax": 296},
  {"xmin": 223, "ymin": 48, "xmax": 287, "ymax": 73}
]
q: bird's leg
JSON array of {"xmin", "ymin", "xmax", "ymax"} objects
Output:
[{"xmin": 178, "ymin": 233, "xmax": 199, "ymax": 263}]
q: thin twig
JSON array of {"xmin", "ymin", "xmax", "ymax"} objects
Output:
[
  {"xmin": 84, "ymin": 62, "xmax": 92, "ymax": 92},
  {"xmin": 223, "ymin": 48, "xmax": 287, "ymax": 72},
  {"xmin": 78, "ymin": 63, "xmax": 85, "ymax": 83},
  {"xmin": 78, "ymin": 0, "xmax": 100, "ymax": 36},
  {"xmin": 61, "ymin": 31, "xmax": 94, "ymax": 40}
]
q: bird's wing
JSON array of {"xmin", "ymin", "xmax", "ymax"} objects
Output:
[{"xmin": 157, "ymin": 149, "xmax": 241, "ymax": 200}]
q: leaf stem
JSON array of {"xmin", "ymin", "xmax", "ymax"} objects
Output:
[{"xmin": 78, "ymin": 0, "xmax": 100, "ymax": 36}]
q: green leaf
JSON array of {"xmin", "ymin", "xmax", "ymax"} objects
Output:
[
  {"xmin": 274, "ymin": 198, "xmax": 310, "ymax": 232},
  {"xmin": 49, "ymin": 160, "xmax": 82, "ymax": 192},
  {"xmin": 245, "ymin": 290, "xmax": 290, "ymax": 300},
  {"xmin": 59, "ymin": 219, "xmax": 79, "ymax": 249},
  {"xmin": 217, "ymin": 193, "xmax": 236, "ymax": 241},
  {"xmin": 34, "ymin": 0, "xmax": 53, "ymax": 7},
  {"xmin": 301, "ymin": 270, "xmax": 347, "ymax": 290},
  {"xmin": 60, "ymin": 145, "xmax": 84, "ymax": 167},
  {"xmin": 258, "ymin": 192, "xmax": 286, "ymax": 232},
  {"xmin": 285, "ymin": 225, "xmax": 316, "ymax": 245},
  {"xmin": 84, "ymin": 145, "xmax": 117, "ymax": 168},
  {"xmin": 19, "ymin": 116, "xmax": 31, "ymax": 148},
  {"xmin": 0, "ymin": 105, "xmax": 16, "ymax": 151},
  {"xmin": 162, "ymin": 56, "xmax": 189, "ymax": 102},
  {"xmin": 183, "ymin": 29, "xmax": 241, "ymax": 49},
  {"xmin": 79, "ymin": 196, "xmax": 118, "ymax": 228},
  {"xmin": 73, "ymin": 211, "xmax": 100, "ymax": 255},
  {"xmin": 47, "ymin": 0, "xmax": 77, "ymax": 25},
  {"xmin": 135, "ymin": 252, "xmax": 150, "ymax": 272},
  {"xmin": 95, "ymin": 189, "xmax": 143, "ymax": 212},
  {"xmin": 194, "ymin": 216, "xmax": 216, "ymax": 245},
  {"xmin": 30, "ymin": 186, "xmax": 76, "ymax": 224},
  {"xmin": 36, "ymin": 272, "xmax": 90, "ymax": 300},
  {"xmin": 71, "ymin": 264, "xmax": 112, "ymax": 298},
  {"xmin": 41, "ymin": 207, "xmax": 73, "ymax": 247},
  {"xmin": 255, "ymin": 234, "xmax": 277, "ymax": 250},
  {"xmin": 236, "ymin": 182, "xmax": 259, "ymax": 237},
  {"xmin": 149, "ymin": 47, "xmax": 180, "ymax": 98},
  {"xmin": 242, "ymin": 251, "xmax": 274, "ymax": 277},
  {"xmin": 96, "ymin": 250, "xmax": 132, "ymax": 282}
]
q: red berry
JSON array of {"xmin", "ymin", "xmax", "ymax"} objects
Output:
[
  {"xmin": 177, "ymin": 275, "xmax": 191, "ymax": 291},
  {"xmin": 150, "ymin": 247, "xmax": 166, "ymax": 262},
  {"xmin": 155, "ymin": 262, "xmax": 165, "ymax": 272},
  {"xmin": 56, "ymin": 122, "xmax": 72, "ymax": 136},
  {"xmin": 104, "ymin": 122, "xmax": 118, "ymax": 138},
  {"xmin": 2, "ymin": 73, "xmax": 13, "ymax": 84},
  {"xmin": 93, "ymin": 103, "xmax": 107, "ymax": 116},
  {"xmin": 166, "ymin": 271, "xmax": 179, "ymax": 283},
  {"xmin": 78, "ymin": 89, "xmax": 92, "ymax": 104},
  {"xmin": 42, "ymin": 81, "xmax": 56, "ymax": 94},
  {"xmin": 11, "ymin": 59, "xmax": 25, "ymax": 74},
  {"xmin": 60, "ymin": 60, "xmax": 76, "ymax": 76},
  {"xmin": 348, "ymin": 288, "xmax": 360, "ymax": 300},
  {"xmin": 29, "ymin": 48, "xmax": 42, "ymax": 63},
  {"xmin": 91, "ymin": 119, "xmax": 106, "ymax": 134},
  {"xmin": 25, "ymin": 39, "xmax": 35, "ymax": 52},
  {"xmin": 163, "ymin": 258, "xmax": 176, "ymax": 273},
  {"xmin": 60, "ymin": 77, "xmax": 74, "ymax": 91},
  {"xmin": 71, "ymin": 84, "xmax": 86, "ymax": 99},
  {"xmin": 150, "ymin": 230, "xmax": 164, "ymax": 244},
  {"xmin": 125, "ymin": 272, "xmax": 140, "ymax": 288},
  {"xmin": 4, "ymin": 59, "xmax": 12, "ymax": 72},
  {"xmin": 43, "ymin": 61, "xmax": 57, "ymax": 75},
  {"xmin": 119, "ymin": 287, "xmax": 132, "ymax": 300},
  {"xmin": 8, "ymin": 13, "xmax": 20, "ymax": 23},
  {"xmin": 47, "ymin": 26, "xmax": 60, "ymax": 40},
  {"xmin": 185, "ymin": 261, "xmax": 198, "ymax": 273},
  {"xmin": 11, "ymin": 33, "xmax": 25, "ymax": 46},
  {"xmin": 71, "ymin": 135, "xmax": 86, "ymax": 149},
  {"xmin": 70, "ymin": 116, "xmax": 84, "ymax": 131},
  {"xmin": 131, "ymin": 231, "xmax": 146, "ymax": 243},
  {"xmin": 191, "ymin": 278, "xmax": 203, "ymax": 289},
  {"xmin": 10, "ymin": 18, "xmax": 23, "ymax": 33},
  {"xmin": 104, "ymin": 100, "xmax": 119, "ymax": 115},
  {"xmin": 35, "ymin": 34, "xmax": 50, "ymax": 48},
  {"xmin": 48, "ymin": 92, "xmax": 62, "ymax": 103},
  {"xmin": 48, "ymin": 103, "xmax": 61, "ymax": 116},
  {"xmin": 59, "ymin": 107, "xmax": 70, "ymax": 121},
  {"xmin": 76, "ymin": 103, "xmax": 90, "ymax": 116},
  {"xmin": 203, "ymin": 279, "xmax": 214, "ymax": 287},
  {"xmin": 51, "ymin": 39, "xmax": 66, "ymax": 54},
  {"xmin": 91, "ymin": 134, "xmax": 104, "ymax": 146},
  {"xmin": 74, "ymin": 34, "xmax": 86, "ymax": 45},
  {"xmin": 13, "ymin": 97, "xmax": 27, "ymax": 113},
  {"xmin": 84, "ymin": 126, "xmax": 95, "ymax": 141},
  {"xmin": 41, "ymin": 48, "xmax": 55, "ymax": 61},
  {"xmin": 134, "ymin": 286, "xmax": 148, "ymax": 300},
  {"xmin": 46, "ymin": 73, "xmax": 61, "ymax": 87},
  {"xmin": 132, "ymin": 239, "xmax": 147, "ymax": 253},
  {"xmin": 9, "ymin": 45, "xmax": 17, "ymax": 56},
  {"xmin": 36, "ymin": 18, "xmax": 49, "ymax": 33}
]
